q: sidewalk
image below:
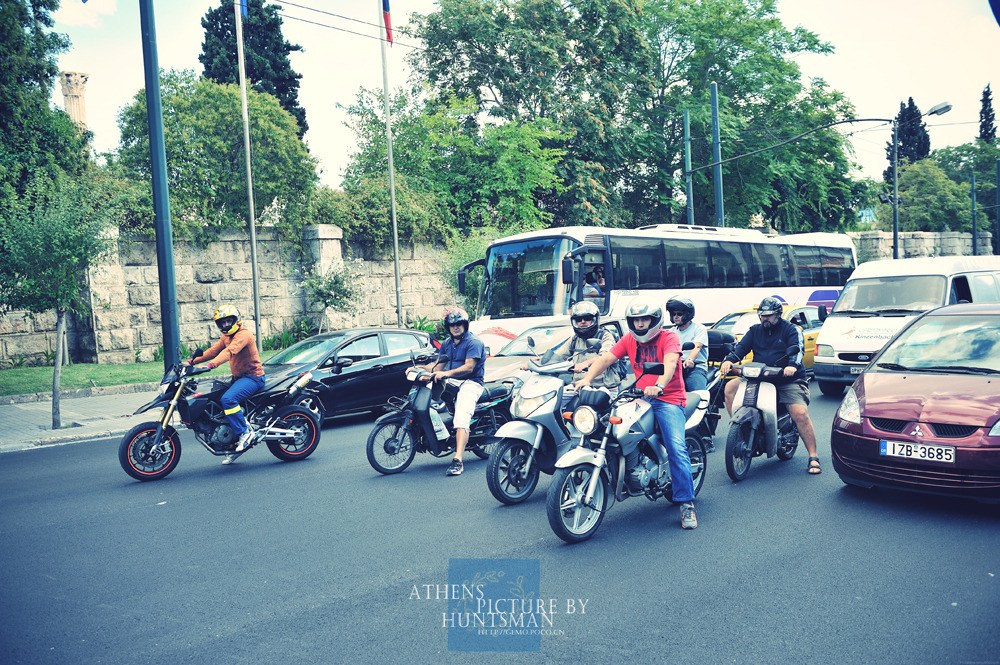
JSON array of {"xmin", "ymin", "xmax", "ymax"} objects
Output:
[{"xmin": 0, "ymin": 383, "xmax": 160, "ymax": 454}]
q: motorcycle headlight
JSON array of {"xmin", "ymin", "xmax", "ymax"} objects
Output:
[
  {"xmin": 511, "ymin": 390, "xmax": 556, "ymax": 419},
  {"xmin": 741, "ymin": 365, "xmax": 762, "ymax": 379},
  {"xmin": 159, "ymin": 383, "xmax": 169, "ymax": 395},
  {"xmin": 572, "ymin": 406, "xmax": 600, "ymax": 435},
  {"xmin": 837, "ymin": 387, "xmax": 862, "ymax": 425}
]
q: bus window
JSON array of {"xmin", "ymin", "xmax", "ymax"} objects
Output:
[
  {"xmin": 750, "ymin": 244, "xmax": 785, "ymax": 287},
  {"xmin": 609, "ymin": 237, "xmax": 666, "ymax": 289},
  {"xmin": 710, "ymin": 241, "xmax": 750, "ymax": 288},
  {"xmin": 821, "ymin": 246, "xmax": 855, "ymax": 285},
  {"xmin": 790, "ymin": 245, "xmax": 822, "ymax": 286}
]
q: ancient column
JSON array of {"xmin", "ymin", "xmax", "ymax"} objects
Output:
[{"xmin": 59, "ymin": 72, "xmax": 89, "ymax": 128}]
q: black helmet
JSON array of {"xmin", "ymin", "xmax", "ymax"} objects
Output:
[
  {"xmin": 666, "ymin": 297, "xmax": 695, "ymax": 325},
  {"xmin": 757, "ymin": 297, "xmax": 784, "ymax": 327},
  {"xmin": 625, "ymin": 298, "xmax": 663, "ymax": 344},
  {"xmin": 443, "ymin": 307, "xmax": 470, "ymax": 336},
  {"xmin": 569, "ymin": 301, "xmax": 600, "ymax": 339}
]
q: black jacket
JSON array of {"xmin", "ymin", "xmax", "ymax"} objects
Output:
[{"xmin": 724, "ymin": 318, "xmax": 806, "ymax": 384}]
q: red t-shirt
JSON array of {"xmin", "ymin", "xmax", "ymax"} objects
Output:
[{"xmin": 610, "ymin": 330, "xmax": 685, "ymax": 406}]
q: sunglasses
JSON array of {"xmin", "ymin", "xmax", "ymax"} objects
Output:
[{"xmin": 574, "ymin": 316, "xmax": 594, "ymax": 324}]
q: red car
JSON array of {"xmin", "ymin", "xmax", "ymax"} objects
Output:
[{"xmin": 831, "ymin": 303, "xmax": 1000, "ymax": 503}]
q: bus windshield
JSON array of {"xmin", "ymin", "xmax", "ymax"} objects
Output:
[{"xmin": 481, "ymin": 237, "xmax": 577, "ymax": 319}]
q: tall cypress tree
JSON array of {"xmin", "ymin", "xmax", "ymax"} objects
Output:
[
  {"xmin": 200, "ymin": 0, "xmax": 308, "ymax": 137},
  {"xmin": 980, "ymin": 84, "xmax": 996, "ymax": 142},
  {"xmin": 884, "ymin": 97, "xmax": 930, "ymax": 182}
]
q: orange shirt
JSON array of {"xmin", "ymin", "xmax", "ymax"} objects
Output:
[{"xmin": 195, "ymin": 327, "xmax": 264, "ymax": 378}]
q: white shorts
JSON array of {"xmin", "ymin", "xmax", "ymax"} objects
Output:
[{"xmin": 448, "ymin": 379, "xmax": 484, "ymax": 431}]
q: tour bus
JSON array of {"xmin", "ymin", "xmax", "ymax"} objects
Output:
[
  {"xmin": 458, "ymin": 224, "xmax": 856, "ymax": 353},
  {"xmin": 813, "ymin": 255, "xmax": 1000, "ymax": 397}
]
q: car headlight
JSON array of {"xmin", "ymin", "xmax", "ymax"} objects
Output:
[
  {"xmin": 988, "ymin": 420, "xmax": 1000, "ymax": 437},
  {"xmin": 511, "ymin": 391, "xmax": 556, "ymax": 419},
  {"xmin": 572, "ymin": 406, "xmax": 600, "ymax": 435},
  {"xmin": 816, "ymin": 344, "xmax": 833, "ymax": 357},
  {"xmin": 837, "ymin": 387, "xmax": 862, "ymax": 424}
]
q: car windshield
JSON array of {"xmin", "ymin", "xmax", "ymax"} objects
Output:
[
  {"xmin": 877, "ymin": 314, "xmax": 1000, "ymax": 372},
  {"xmin": 264, "ymin": 336, "xmax": 344, "ymax": 365},
  {"xmin": 495, "ymin": 325, "xmax": 575, "ymax": 357},
  {"xmin": 833, "ymin": 275, "xmax": 946, "ymax": 314}
]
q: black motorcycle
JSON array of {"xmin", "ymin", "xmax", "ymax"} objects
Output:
[
  {"xmin": 118, "ymin": 350, "xmax": 321, "ymax": 481},
  {"xmin": 366, "ymin": 357, "xmax": 511, "ymax": 474}
]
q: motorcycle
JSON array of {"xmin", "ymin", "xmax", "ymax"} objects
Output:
[
  {"xmin": 485, "ymin": 355, "xmax": 579, "ymax": 504},
  {"xmin": 118, "ymin": 350, "xmax": 322, "ymax": 481},
  {"xmin": 366, "ymin": 356, "xmax": 511, "ymax": 475},
  {"xmin": 545, "ymin": 362, "xmax": 708, "ymax": 544},
  {"xmin": 723, "ymin": 346, "xmax": 801, "ymax": 482}
]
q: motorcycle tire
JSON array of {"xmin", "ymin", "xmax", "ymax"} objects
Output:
[
  {"xmin": 119, "ymin": 422, "xmax": 181, "ymax": 481},
  {"xmin": 776, "ymin": 420, "xmax": 800, "ymax": 461},
  {"xmin": 366, "ymin": 420, "xmax": 416, "ymax": 474},
  {"xmin": 725, "ymin": 420, "xmax": 755, "ymax": 482},
  {"xmin": 265, "ymin": 406, "xmax": 321, "ymax": 461},
  {"xmin": 666, "ymin": 435, "xmax": 708, "ymax": 505},
  {"xmin": 546, "ymin": 465, "xmax": 609, "ymax": 544},
  {"xmin": 486, "ymin": 438, "xmax": 539, "ymax": 505},
  {"xmin": 291, "ymin": 393, "xmax": 325, "ymax": 425},
  {"xmin": 470, "ymin": 409, "xmax": 509, "ymax": 460}
]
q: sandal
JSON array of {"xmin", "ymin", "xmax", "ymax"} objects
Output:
[{"xmin": 807, "ymin": 456, "xmax": 822, "ymax": 475}]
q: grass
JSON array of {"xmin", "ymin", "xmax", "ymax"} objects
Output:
[{"xmin": 0, "ymin": 351, "xmax": 280, "ymax": 397}]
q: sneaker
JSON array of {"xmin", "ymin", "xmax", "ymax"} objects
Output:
[
  {"xmin": 446, "ymin": 458, "xmax": 464, "ymax": 476},
  {"xmin": 234, "ymin": 428, "xmax": 254, "ymax": 453},
  {"xmin": 222, "ymin": 454, "xmax": 236, "ymax": 465},
  {"xmin": 680, "ymin": 503, "xmax": 698, "ymax": 529},
  {"xmin": 704, "ymin": 441, "xmax": 716, "ymax": 453}
]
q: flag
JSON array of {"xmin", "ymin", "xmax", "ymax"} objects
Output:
[
  {"xmin": 240, "ymin": 0, "xmax": 248, "ymax": 18},
  {"xmin": 382, "ymin": 0, "xmax": 393, "ymax": 45}
]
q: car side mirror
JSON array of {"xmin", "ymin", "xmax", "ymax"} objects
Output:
[
  {"xmin": 561, "ymin": 258, "xmax": 575, "ymax": 284},
  {"xmin": 332, "ymin": 357, "xmax": 354, "ymax": 374},
  {"xmin": 818, "ymin": 305, "xmax": 828, "ymax": 322}
]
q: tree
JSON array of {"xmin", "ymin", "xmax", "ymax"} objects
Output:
[
  {"xmin": 200, "ymin": 0, "xmax": 308, "ymax": 136},
  {"xmin": 933, "ymin": 139, "xmax": 1000, "ymax": 243},
  {"xmin": 884, "ymin": 97, "xmax": 930, "ymax": 183},
  {"xmin": 0, "ymin": 170, "xmax": 121, "ymax": 429},
  {"xmin": 0, "ymin": 0, "xmax": 90, "ymax": 208},
  {"xmin": 875, "ymin": 159, "xmax": 970, "ymax": 233},
  {"xmin": 113, "ymin": 69, "xmax": 318, "ymax": 240},
  {"xmin": 980, "ymin": 84, "xmax": 996, "ymax": 142}
]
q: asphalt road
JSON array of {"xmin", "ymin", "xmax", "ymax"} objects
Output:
[{"xmin": 1, "ymin": 387, "xmax": 998, "ymax": 665}]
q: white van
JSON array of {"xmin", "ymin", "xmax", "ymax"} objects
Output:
[{"xmin": 813, "ymin": 256, "xmax": 1000, "ymax": 396}]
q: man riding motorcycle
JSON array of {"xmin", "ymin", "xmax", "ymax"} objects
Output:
[{"xmin": 538, "ymin": 301, "xmax": 621, "ymax": 394}]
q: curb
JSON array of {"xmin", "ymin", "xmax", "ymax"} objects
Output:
[{"xmin": 0, "ymin": 382, "xmax": 159, "ymax": 406}]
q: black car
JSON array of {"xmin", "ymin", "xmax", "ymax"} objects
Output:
[{"xmin": 262, "ymin": 328, "xmax": 437, "ymax": 421}]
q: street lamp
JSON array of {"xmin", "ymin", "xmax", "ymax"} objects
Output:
[{"xmin": 890, "ymin": 101, "xmax": 953, "ymax": 258}]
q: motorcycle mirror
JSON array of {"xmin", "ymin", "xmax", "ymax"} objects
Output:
[
  {"xmin": 585, "ymin": 338, "xmax": 601, "ymax": 350},
  {"xmin": 527, "ymin": 336, "xmax": 536, "ymax": 349},
  {"xmin": 640, "ymin": 362, "xmax": 665, "ymax": 376},
  {"xmin": 681, "ymin": 341, "xmax": 694, "ymax": 351},
  {"xmin": 561, "ymin": 258, "xmax": 575, "ymax": 284},
  {"xmin": 193, "ymin": 347, "xmax": 205, "ymax": 359}
]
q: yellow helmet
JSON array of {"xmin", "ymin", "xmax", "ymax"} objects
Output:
[{"xmin": 213, "ymin": 305, "xmax": 242, "ymax": 335}]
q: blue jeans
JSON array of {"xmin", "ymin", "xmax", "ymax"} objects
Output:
[
  {"xmin": 648, "ymin": 399, "xmax": 695, "ymax": 503},
  {"xmin": 221, "ymin": 374, "xmax": 265, "ymax": 436},
  {"xmin": 684, "ymin": 366, "xmax": 708, "ymax": 392}
]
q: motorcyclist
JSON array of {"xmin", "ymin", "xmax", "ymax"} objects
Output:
[
  {"xmin": 190, "ymin": 305, "xmax": 265, "ymax": 464},
  {"xmin": 536, "ymin": 301, "xmax": 621, "ymax": 396},
  {"xmin": 416, "ymin": 307, "xmax": 485, "ymax": 476},
  {"xmin": 666, "ymin": 297, "xmax": 709, "ymax": 392},
  {"xmin": 719, "ymin": 297, "xmax": 822, "ymax": 475},
  {"xmin": 574, "ymin": 298, "xmax": 699, "ymax": 529}
]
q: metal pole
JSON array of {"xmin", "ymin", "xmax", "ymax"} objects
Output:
[
  {"xmin": 995, "ymin": 159, "xmax": 999, "ymax": 255},
  {"xmin": 139, "ymin": 0, "xmax": 180, "ymax": 370},
  {"xmin": 892, "ymin": 121, "xmax": 899, "ymax": 259},
  {"xmin": 683, "ymin": 109, "xmax": 694, "ymax": 225},
  {"xmin": 234, "ymin": 2, "xmax": 263, "ymax": 351},
  {"xmin": 971, "ymin": 174, "xmax": 978, "ymax": 256},
  {"xmin": 379, "ymin": 1, "xmax": 403, "ymax": 327},
  {"xmin": 710, "ymin": 83, "xmax": 724, "ymax": 227}
]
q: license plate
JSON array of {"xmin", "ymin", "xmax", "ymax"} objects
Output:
[
  {"xmin": 850, "ymin": 366, "xmax": 865, "ymax": 374},
  {"xmin": 879, "ymin": 440, "xmax": 956, "ymax": 463}
]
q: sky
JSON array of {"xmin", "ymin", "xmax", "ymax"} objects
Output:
[{"xmin": 51, "ymin": 0, "xmax": 1000, "ymax": 189}]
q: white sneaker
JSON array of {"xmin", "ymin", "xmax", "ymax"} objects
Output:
[
  {"xmin": 222, "ymin": 454, "xmax": 236, "ymax": 465},
  {"xmin": 234, "ymin": 428, "xmax": 254, "ymax": 453}
]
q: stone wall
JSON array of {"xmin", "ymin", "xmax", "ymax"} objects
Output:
[
  {"xmin": 0, "ymin": 224, "xmax": 456, "ymax": 366},
  {"xmin": 851, "ymin": 230, "xmax": 993, "ymax": 262}
]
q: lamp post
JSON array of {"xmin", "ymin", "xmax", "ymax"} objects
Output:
[{"xmin": 890, "ymin": 101, "xmax": 952, "ymax": 258}]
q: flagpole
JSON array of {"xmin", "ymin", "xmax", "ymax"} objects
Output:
[
  {"xmin": 379, "ymin": 0, "xmax": 403, "ymax": 328},
  {"xmin": 234, "ymin": 0, "xmax": 263, "ymax": 350}
]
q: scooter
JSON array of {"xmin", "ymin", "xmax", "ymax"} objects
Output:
[
  {"xmin": 366, "ymin": 356, "xmax": 511, "ymax": 475},
  {"xmin": 723, "ymin": 346, "xmax": 801, "ymax": 482}
]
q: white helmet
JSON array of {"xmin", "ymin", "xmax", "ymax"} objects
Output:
[{"xmin": 625, "ymin": 299, "xmax": 663, "ymax": 344}]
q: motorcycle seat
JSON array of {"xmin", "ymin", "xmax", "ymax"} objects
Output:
[{"xmin": 481, "ymin": 382, "xmax": 510, "ymax": 401}]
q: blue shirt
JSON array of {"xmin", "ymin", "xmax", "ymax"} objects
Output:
[{"xmin": 437, "ymin": 333, "xmax": 486, "ymax": 385}]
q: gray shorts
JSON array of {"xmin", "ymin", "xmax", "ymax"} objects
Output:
[{"xmin": 777, "ymin": 380, "xmax": 810, "ymax": 406}]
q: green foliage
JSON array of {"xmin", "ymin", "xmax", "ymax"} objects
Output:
[
  {"xmin": 932, "ymin": 139, "xmax": 1000, "ymax": 236},
  {"xmin": 300, "ymin": 261, "xmax": 363, "ymax": 315},
  {"xmin": 884, "ymin": 98, "xmax": 931, "ymax": 183},
  {"xmin": 875, "ymin": 160, "xmax": 971, "ymax": 233},
  {"xmin": 412, "ymin": 315, "xmax": 436, "ymax": 334},
  {"xmin": 200, "ymin": 0, "xmax": 307, "ymax": 136},
  {"xmin": 980, "ymin": 84, "xmax": 996, "ymax": 143},
  {"xmin": 289, "ymin": 318, "xmax": 316, "ymax": 342},
  {"xmin": 113, "ymin": 69, "xmax": 318, "ymax": 240}
]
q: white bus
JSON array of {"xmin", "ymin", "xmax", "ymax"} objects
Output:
[{"xmin": 459, "ymin": 224, "xmax": 857, "ymax": 352}]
